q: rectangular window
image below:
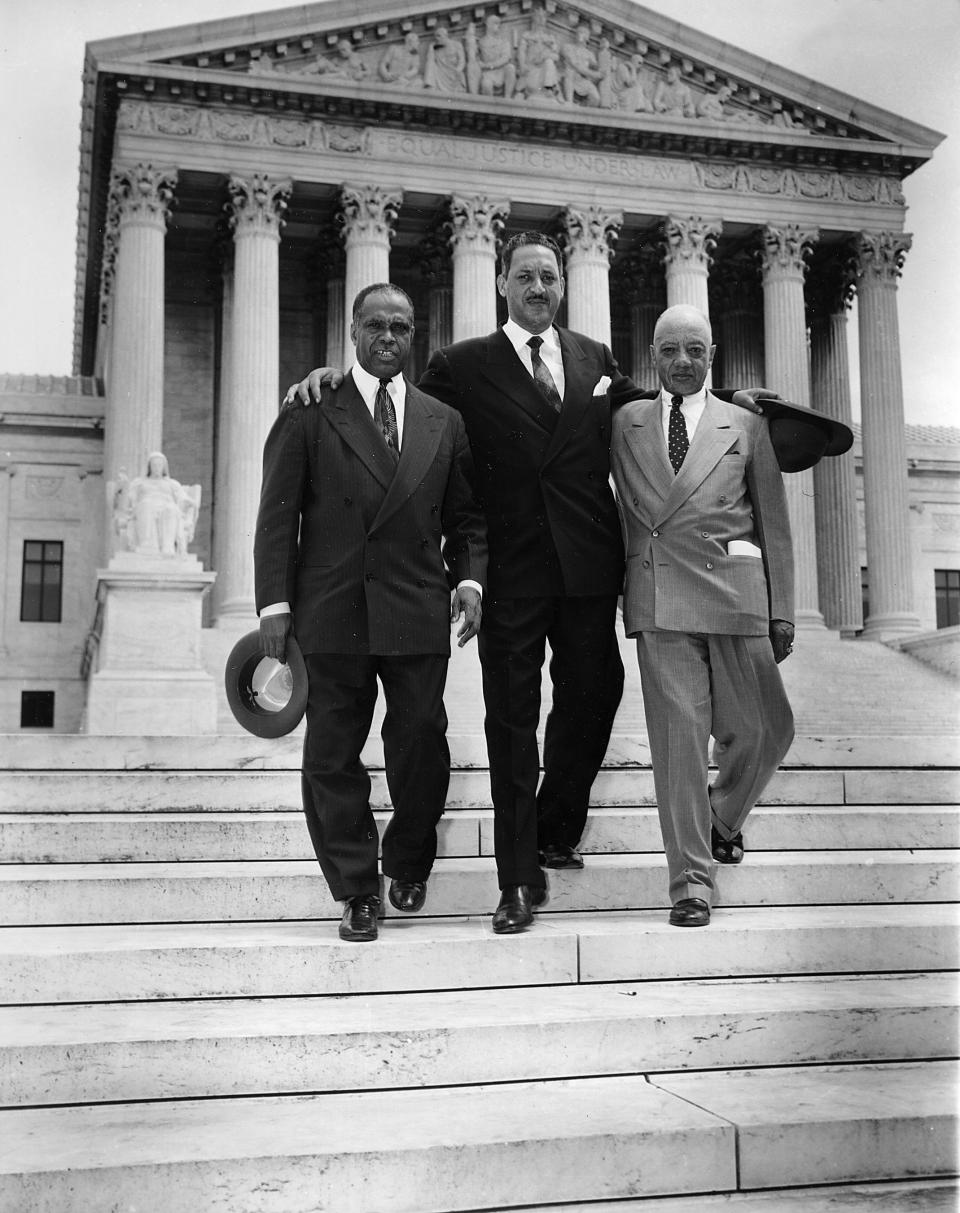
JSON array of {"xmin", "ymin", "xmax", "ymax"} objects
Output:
[
  {"xmin": 935, "ymin": 569, "xmax": 960, "ymax": 630},
  {"xmin": 21, "ymin": 691, "xmax": 55, "ymax": 729},
  {"xmin": 20, "ymin": 540, "xmax": 63, "ymax": 622}
]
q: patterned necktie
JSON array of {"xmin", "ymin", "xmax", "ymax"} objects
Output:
[
  {"xmin": 527, "ymin": 336, "xmax": 562, "ymax": 412},
  {"xmin": 668, "ymin": 394, "xmax": 689, "ymax": 473},
  {"xmin": 374, "ymin": 378, "xmax": 400, "ymax": 463}
]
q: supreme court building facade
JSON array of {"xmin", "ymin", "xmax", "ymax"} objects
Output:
[{"xmin": 1, "ymin": 0, "xmax": 954, "ymax": 731}]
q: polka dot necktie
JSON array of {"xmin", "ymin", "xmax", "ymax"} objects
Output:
[
  {"xmin": 374, "ymin": 378, "xmax": 400, "ymax": 463},
  {"xmin": 527, "ymin": 336, "xmax": 562, "ymax": 412},
  {"xmin": 668, "ymin": 394, "xmax": 689, "ymax": 473}
]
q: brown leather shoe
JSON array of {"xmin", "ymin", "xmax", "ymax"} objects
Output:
[
  {"xmin": 492, "ymin": 884, "xmax": 545, "ymax": 933},
  {"xmin": 538, "ymin": 843, "xmax": 584, "ymax": 870},
  {"xmin": 339, "ymin": 894, "xmax": 380, "ymax": 942},
  {"xmin": 669, "ymin": 897, "xmax": 711, "ymax": 927},
  {"xmin": 388, "ymin": 879, "xmax": 427, "ymax": 913}
]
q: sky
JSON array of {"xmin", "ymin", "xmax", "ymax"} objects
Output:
[{"xmin": 1, "ymin": 0, "xmax": 957, "ymax": 425}]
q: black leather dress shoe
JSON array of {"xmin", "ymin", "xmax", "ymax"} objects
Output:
[
  {"xmin": 669, "ymin": 897, "xmax": 711, "ymax": 927},
  {"xmin": 712, "ymin": 825, "xmax": 744, "ymax": 864},
  {"xmin": 538, "ymin": 843, "xmax": 584, "ymax": 870},
  {"xmin": 388, "ymin": 879, "xmax": 427, "ymax": 913},
  {"xmin": 492, "ymin": 884, "xmax": 545, "ymax": 934},
  {"xmin": 339, "ymin": 895, "xmax": 381, "ymax": 942}
]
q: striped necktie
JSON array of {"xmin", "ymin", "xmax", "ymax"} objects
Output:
[
  {"xmin": 527, "ymin": 336, "xmax": 562, "ymax": 412},
  {"xmin": 374, "ymin": 378, "xmax": 400, "ymax": 462}
]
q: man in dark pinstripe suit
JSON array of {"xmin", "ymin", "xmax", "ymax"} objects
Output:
[{"xmin": 255, "ymin": 284, "xmax": 487, "ymax": 942}]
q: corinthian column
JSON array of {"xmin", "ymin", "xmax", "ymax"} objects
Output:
[
  {"xmin": 339, "ymin": 184, "xmax": 403, "ymax": 366},
  {"xmin": 559, "ymin": 206, "xmax": 623, "ymax": 345},
  {"xmin": 807, "ymin": 249, "xmax": 862, "ymax": 636},
  {"xmin": 215, "ymin": 173, "xmax": 291, "ymax": 619},
  {"xmin": 103, "ymin": 163, "xmax": 177, "ymax": 486},
  {"xmin": 615, "ymin": 245, "xmax": 665, "ymax": 387},
  {"xmin": 417, "ymin": 225, "xmax": 453, "ymax": 352},
  {"xmin": 855, "ymin": 231, "xmax": 919, "ymax": 639},
  {"xmin": 660, "ymin": 215, "xmax": 721, "ymax": 317},
  {"xmin": 761, "ymin": 223, "xmax": 823, "ymax": 628},
  {"xmin": 711, "ymin": 249, "xmax": 764, "ymax": 389},
  {"xmin": 447, "ymin": 195, "xmax": 509, "ymax": 343}
]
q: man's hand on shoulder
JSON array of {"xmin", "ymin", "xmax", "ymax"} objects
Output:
[
  {"xmin": 282, "ymin": 368, "xmax": 345, "ymax": 408},
  {"xmin": 260, "ymin": 613, "xmax": 292, "ymax": 662},
  {"xmin": 769, "ymin": 619, "xmax": 795, "ymax": 664},
  {"xmin": 451, "ymin": 586, "xmax": 482, "ymax": 647}
]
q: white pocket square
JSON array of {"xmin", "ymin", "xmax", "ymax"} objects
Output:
[{"xmin": 592, "ymin": 376, "xmax": 612, "ymax": 397}]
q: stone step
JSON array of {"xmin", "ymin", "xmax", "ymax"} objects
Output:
[
  {"xmin": 651, "ymin": 1061, "xmax": 958, "ymax": 1190},
  {"xmin": 5, "ymin": 765, "xmax": 958, "ymax": 813},
  {"xmin": 3, "ymin": 804, "xmax": 956, "ymax": 862},
  {"xmin": 1, "ymin": 1063, "xmax": 953, "ymax": 1211},
  {"xmin": 512, "ymin": 1181, "xmax": 960, "ymax": 1213},
  {"xmin": 2, "ymin": 905, "xmax": 954, "ymax": 1003},
  {"xmin": 3, "ymin": 851, "xmax": 956, "ymax": 926},
  {"xmin": 2, "ymin": 972, "xmax": 954, "ymax": 1108}
]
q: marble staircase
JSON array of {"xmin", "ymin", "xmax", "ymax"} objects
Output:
[{"xmin": 1, "ymin": 711, "xmax": 958, "ymax": 1210}]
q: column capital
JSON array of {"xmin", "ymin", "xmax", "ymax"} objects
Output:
[
  {"xmin": 806, "ymin": 242, "xmax": 858, "ymax": 324},
  {"xmin": 226, "ymin": 174, "xmax": 292, "ymax": 239},
  {"xmin": 761, "ymin": 223, "xmax": 819, "ymax": 281},
  {"xmin": 614, "ymin": 243, "xmax": 665, "ymax": 307},
  {"xmin": 446, "ymin": 194, "xmax": 509, "ymax": 253},
  {"xmin": 559, "ymin": 205, "xmax": 623, "ymax": 265},
  {"xmin": 660, "ymin": 215, "xmax": 722, "ymax": 272},
  {"xmin": 109, "ymin": 163, "xmax": 178, "ymax": 228},
  {"xmin": 709, "ymin": 247, "xmax": 762, "ymax": 310},
  {"xmin": 338, "ymin": 183, "xmax": 403, "ymax": 246},
  {"xmin": 855, "ymin": 230, "xmax": 912, "ymax": 286}
]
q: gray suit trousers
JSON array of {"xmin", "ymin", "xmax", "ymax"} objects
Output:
[{"xmin": 636, "ymin": 630, "xmax": 794, "ymax": 906}]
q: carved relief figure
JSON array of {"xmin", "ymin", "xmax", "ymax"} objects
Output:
[
  {"xmin": 379, "ymin": 32, "xmax": 422, "ymax": 87},
  {"xmin": 615, "ymin": 54, "xmax": 654, "ymax": 113},
  {"xmin": 516, "ymin": 9, "xmax": 560, "ymax": 100},
  {"xmin": 111, "ymin": 452, "xmax": 200, "ymax": 557},
  {"xmin": 466, "ymin": 16, "xmax": 517, "ymax": 97},
  {"xmin": 596, "ymin": 38, "xmax": 615, "ymax": 108},
  {"xmin": 424, "ymin": 25, "xmax": 466, "ymax": 93},
  {"xmin": 697, "ymin": 84, "xmax": 734, "ymax": 121},
  {"xmin": 561, "ymin": 25, "xmax": 602, "ymax": 106},
  {"xmin": 313, "ymin": 38, "xmax": 369, "ymax": 82},
  {"xmin": 653, "ymin": 65, "xmax": 695, "ymax": 117}
]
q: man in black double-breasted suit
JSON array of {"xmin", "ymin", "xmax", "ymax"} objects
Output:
[{"xmin": 256, "ymin": 284, "xmax": 486, "ymax": 942}]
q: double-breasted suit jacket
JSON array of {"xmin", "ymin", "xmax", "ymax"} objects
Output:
[
  {"xmin": 612, "ymin": 392, "xmax": 794, "ymax": 636},
  {"xmin": 255, "ymin": 375, "xmax": 487, "ymax": 656},
  {"xmin": 420, "ymin": 326, "xmax": 637, "ymax": 600}
]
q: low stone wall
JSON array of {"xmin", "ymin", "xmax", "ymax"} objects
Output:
[{"xmin": 895, "ymin": 626, "xmax": 960, "ymax": 679}]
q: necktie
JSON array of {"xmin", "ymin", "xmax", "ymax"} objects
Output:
[
  {"xmin": 668, "ymin": 394, "xmax": 689, "ymax": 473},
  {"xmin": 527, "ymin": 336, "xmax": 562, "ymax": 412},
  {"xmin": 374, "ymin": 378, "xmax": 400, "ymax": 462}
]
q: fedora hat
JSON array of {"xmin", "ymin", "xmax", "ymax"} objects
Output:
[
  {"xmin": 727, "ymin": 390, "xmax": 854, "ymax": 472},
  {"xmin": 224, "ymin": 629, "xmax": 308, "ymax": 738}
]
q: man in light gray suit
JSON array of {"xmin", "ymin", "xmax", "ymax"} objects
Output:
[{"xmin": 611, "ymin": 304, "xmax": 795, "ymax": 928}]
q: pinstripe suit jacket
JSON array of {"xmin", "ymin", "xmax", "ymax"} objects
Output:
[
  {"xmin": 611, "ymin": 392, "xmax": 794, "ymax": 637},
  {"xmin": 254, "ymin": 376, "xmax": 487, "ymax": 656}
]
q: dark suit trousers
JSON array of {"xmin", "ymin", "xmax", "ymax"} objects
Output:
[
  {"xmin": 479, "ymin": 594, "xmax": 624, "ymax": 889},
  {"xmin": 300, "ymin": 652, "xmax": 451, "ymax": 901}
]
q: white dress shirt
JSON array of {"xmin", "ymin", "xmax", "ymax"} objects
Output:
[
  {"xmin": 660, "ymin": 386, "xmax": 707, "ymax": 459},
  {"xmin": 502, "ymin": 318, "xmax": 566, "ymax": 400},
  {"xmin": 261, "ymin": 363, "xmax": 480, "ymax": 618}
]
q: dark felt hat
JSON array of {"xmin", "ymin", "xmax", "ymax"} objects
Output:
[
  {"xmin": 224, "ymin": 629, "xmax": 308, "ymax": 738},
  {"xmin": 726, "ymin": 390, "xmax": 854, "ymax": 473}
]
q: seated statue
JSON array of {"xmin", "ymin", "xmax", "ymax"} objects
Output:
[{"xmin": 111, "ymin": 452, "xmax": 200, "ymax": 557}]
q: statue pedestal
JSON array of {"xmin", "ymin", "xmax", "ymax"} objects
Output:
[{"xmin": 84, "ymin": 554, "xmax": 218, "ymax": 735}]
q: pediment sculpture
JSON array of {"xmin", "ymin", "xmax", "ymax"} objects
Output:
[
  {"xmin": 227, "ymin": 7, "xmax": 819, "ymax": 136},
  {"xmin": 109, "ymin": 451, "xmax": 201, "ymax": 558}
]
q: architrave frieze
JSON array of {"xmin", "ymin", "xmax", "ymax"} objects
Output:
[{"xmin": 114, "ymin": 98, "xmax": 908, "ymax": 233}]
